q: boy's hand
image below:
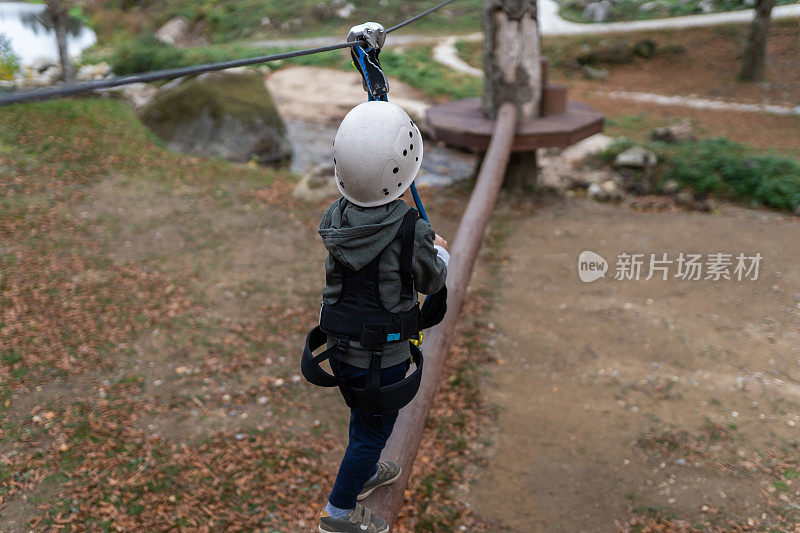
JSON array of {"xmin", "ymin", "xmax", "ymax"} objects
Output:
[{"xmin": 434, "ymin": 234, "xmax": 448, "ymax": 249}]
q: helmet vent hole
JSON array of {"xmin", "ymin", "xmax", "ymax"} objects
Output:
[
  {"xmin": 409, "ymin": 144, "xmax": 413, "ymax": 150},
  {"xmin": 415, "ymin": 157, "xmax": 419, "ymax": 161},
  {"xmin": 383, "ymin": 188, "xmax": 389, "ymax": 195},
  {"xmin": 402, "ymin": 149, "xmax": 407, "ymax": 156},
  {"xmin": 397, "ymin": 182, "xmax": 402, "ymax": 187},
  {"xmin": 340, "ymin": 181, "xmax": 345, "ymax": 187},
  {"xmin": 392, "ymin": 167, "xmax": 399, "ymax": 174},
  {"xmin": 409, "ymin": 131, "xmax": 413, "ymax": 138}
]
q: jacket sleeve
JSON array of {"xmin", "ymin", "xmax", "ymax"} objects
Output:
[{"xmin": 413, "ymin": 218, "xmax": 447, "ymax": 295}]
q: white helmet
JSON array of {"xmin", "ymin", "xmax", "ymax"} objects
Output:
[{"xmin": 333, "ymin": 101, "xmax": 423, "ymax": 207}]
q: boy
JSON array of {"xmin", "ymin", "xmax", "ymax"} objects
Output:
[{"xmin": 310, "ymin": 101, "xmax": 449, "ymax": 532}]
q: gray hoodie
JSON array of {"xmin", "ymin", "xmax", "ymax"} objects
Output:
[{"xmin": 318, "ymin": 197, "xmax": 447, "ymax": 369}]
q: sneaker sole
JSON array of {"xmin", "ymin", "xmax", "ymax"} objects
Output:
[
  {"xmin": 356, "ymin": 467, "xmax": 402, "ymax": 501},
  {"xmin": 319, "ymin": 524, "xmax": 389, "ymax": 533}
]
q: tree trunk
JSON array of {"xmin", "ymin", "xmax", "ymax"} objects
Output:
[
  {"xmin": 45, "ymin": 0, "xmax": 74, "ymax": 84},
  {"xmin": 482, "ymin": 0, "xmax": 542, "ymax": 189},
  {"xmin": 739, "ymin": 0, "xmax": 774, "ymax": 81}
]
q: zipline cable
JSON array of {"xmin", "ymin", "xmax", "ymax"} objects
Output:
[
  {"xmin": 0, "ymin": 0, "xmax": 462, "ymax": 107},
  {"xmin": 0, "ymin": 42, "xmax": 358, "ymax": 106},
  {"xmin": 385, "ymin": 0, "xmax": 460, "ymax": 33}
]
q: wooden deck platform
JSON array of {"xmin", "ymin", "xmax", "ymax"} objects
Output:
[{"xmin": 426, "ymin": 97, "xmax": 604, "ymax": 153}]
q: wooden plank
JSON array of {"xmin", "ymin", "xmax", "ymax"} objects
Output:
[
  {"xmin": 427, "ymin": 99, "xmax": 604, "ymax": 152},
  {"xmin": 366, "ymin": 103, "xmax": 520, "ymax": 527}
]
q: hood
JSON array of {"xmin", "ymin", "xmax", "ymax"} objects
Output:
[{"xmin": 318, "ymin": 197, "xmax": 410, "ymax": 271}]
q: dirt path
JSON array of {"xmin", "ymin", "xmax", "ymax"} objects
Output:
[{"xmin": 468, "ymin": 197, "xmax": 800, "ymax": 531}]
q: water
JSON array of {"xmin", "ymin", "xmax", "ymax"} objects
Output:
[
  {"xmin": 0, "ymin": 2, "xmax": 96, "ymax": 66},
  {"xmin": 285, "ymin": 119, "xmax": 477, "ymax": 188}
]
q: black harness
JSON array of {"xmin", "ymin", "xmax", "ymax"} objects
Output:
[{"xmin": 301, "ymin": 207, "xmax": 447, "ymax": 428}]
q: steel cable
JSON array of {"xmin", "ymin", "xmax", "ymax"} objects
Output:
[{"xmin": 0, "ymin": 0, "xmax": 463, "ymax": 106}]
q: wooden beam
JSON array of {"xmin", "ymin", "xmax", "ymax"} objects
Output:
[{"xmin": 366, "ymin": 102, "xmax": 519, "ymax": 527}]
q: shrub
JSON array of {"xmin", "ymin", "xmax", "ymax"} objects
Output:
[
  {"xmin": 0, "ymin": 33, "xmax": 20, "ymax": 81},
  {"xmin": 657, "ymin": 137, "xmax": 800, "ymax": 211}
]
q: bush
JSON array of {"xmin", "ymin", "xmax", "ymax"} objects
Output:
[
  {"xmin": 0, "ymin": 33, "xmax": 20, "ymax": 81},
  {"xmin": 657, "ymin": 137, "xmax": 800, "ymax": 211}
]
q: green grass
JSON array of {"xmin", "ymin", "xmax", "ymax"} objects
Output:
[{"xmin": 601, "ymin": 136, "xmax": 800, "ymax": 212}]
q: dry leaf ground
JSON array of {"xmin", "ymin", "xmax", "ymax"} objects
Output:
[{"xmin": 0, "ymin": 99, "xmax": 490, "ymax": 531}]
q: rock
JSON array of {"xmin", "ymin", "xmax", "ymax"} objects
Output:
[
  {"xmin": 587, "ymin": 182, "xmax": 604, "ymax": 199},
  {"xmin": 560, "ymin": 134, "xmax": 614, "ymax": 168},
  {"xmin": 650, "ymin": 119, "xmax": 695, "ymax": 143},
  {"xmin": 42, "ymin": 65, "xmax": 63, "ymax": 84},
  {"xmin": 582, "ymin": 0, "xmax": 613, "ymax": 22},
  {"xmin": 662, "ymin": 179, "xmax": 679, "ymax": 194},
  {"xmin": 699, "ymin": 0, "xmax": 714, "ymax": 13},
  {"xmin": 793, "ymin": 204, "xmax": 800, "ymax": 216},
  {"xmin": 336, "ymin": 2, "xmax": 356, "ymax": 18},
  {"xmin": 140, "ymin": 70, "xmax": 291, "ymax": 164},
  {"xmin": 581, "ymin": 65, "xmax": 609, "ymax": 80},
  {"xmin": 675, "ymin": 190, "xmax": 695, "ymax": 206},
  {"xmin": 292, "ymin": 164, "xmax": 339, "ymax": 202},
  {"xmin": 155, "ymin": 17, "xmax": 191, "ymax": 47},
  {"xmin": 76, "ymin": 62, "xmax": 111, "ymax": 82},
  {"xmin": 601, "ymin": 179, "xmax": 623, "ymax": 200},
  {"xmin": 123, "ymin": 82, "xmax": 158, "ymax": 110},
  {"xmin": 31, "ymin": 56, "xmax": 56, "ymax": 74},
  {"xmin": 569, "ymin": 169, "xmax": 613, "ymax": 189},
  {"xmin": 633, "ymin": 39, "xmax": 658, "ymax": 58},
  {"xmin": 614, "ymin": 146, "xmax": 657, "ymax": 169},
  {"xmin": 261, "ymin": 17, "xmax": 271, "ymax": 27}
]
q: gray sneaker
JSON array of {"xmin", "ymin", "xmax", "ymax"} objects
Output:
[
  {"xmin": 357, "ymin": 460, "xmax": 402, "ymax": 501},
  {"xmin": 319, "ymin": 503, "xmax": 388, "ymax": 533}
]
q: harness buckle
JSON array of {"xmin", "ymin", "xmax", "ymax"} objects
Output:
[{"xmin": 335, "ymin": 337, "xmax": 350, "ymax": 355}]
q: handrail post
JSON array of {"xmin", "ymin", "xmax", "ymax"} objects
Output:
[{"xmin": 367, "ymin": 102, "xmax": 519, "ymax": 527}]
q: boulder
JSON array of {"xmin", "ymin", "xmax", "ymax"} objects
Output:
[
  {"xmin": 30, "ymin": 56, "xmax": 56, "ymax": 74},
  {"xmin": 569, "ymin": 169, "xmax": 614, "ymax": 189},
  {"xmin": 140, "ymin": 70, "xmax": 291, "ymax": 164},
  {"xmin": 123, "ymin": 82, "xmax": 158, "ymax": 110},
  {"xmin": 292, "ymin": 164, "xmax": 339, "ymax": 202},
  {"xmin": 155, "ymin": 17, "xmax": 191, "ymax": 47},
  {"xmin": 336, "ymin": 3, "xmax": 356, "ymax": 18},
  {"xmin": 650, "ymin": 119, "xmax": 695, "ymax": 143},
  {"xmin": 561, "ymin": 134, "xmax": 614, "ymax": 168},
  {"xmin": 582, "ymin": 1, "xmax": 613, "ymax": 22},
  {"xmin": 581, "ymin": 65, "xmax": 609, "ymax": 80},
  {"xmin": 76, "ymin": 62, "xmax": 112, "ymax": 82},
  {"xmin": 41, "ymin": 65, "xmax": 63, "ymax": 84},
  {"xmin": 662, "ymin": 179, "xmax": 679, "ymax": 194},
  {"xmin": 675, "ymin": 190, "xmax": 695, "ymax": 206},
  {"xmin": 614, "ymin": 146, "xmax": 657, "ymax": 169}
]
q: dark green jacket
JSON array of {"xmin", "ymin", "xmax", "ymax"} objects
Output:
[{"xmin": 318, "ymin": 197, "xmax": 447, "ymax": 368}]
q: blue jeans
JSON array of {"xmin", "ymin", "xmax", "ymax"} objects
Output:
[{"xmin": 328, "ymin": 358, "xmax": 410, "ymax": 509}]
